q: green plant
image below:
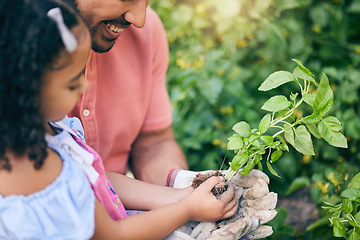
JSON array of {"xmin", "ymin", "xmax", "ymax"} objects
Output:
[
  {"xmin": 225, "ymin": 59, "xmax": 348, "ymax": 180},
  {"xmin": 322, "ymin": 172, "xmax": 360, "ymax": 240}
]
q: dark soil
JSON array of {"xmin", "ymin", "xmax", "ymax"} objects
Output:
[
  {"xmin": 277, "ymin": 187, "xmax": 319, "ymax": 230},
  {"xmin": 191, "ymin": 171, "xmax": 228, "ymax": 197}
]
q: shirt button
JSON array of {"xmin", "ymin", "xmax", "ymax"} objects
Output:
[{"xmin": 83, "ymin": 109, "xmax": 90, "ymax": 117}]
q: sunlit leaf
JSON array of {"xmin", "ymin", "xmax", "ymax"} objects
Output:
[
  {"xmin": 341, "ymin": 188, "xmax": 360, "ymax": 201},
  {"xmin": 258, "ymin": 71, "xmax": 296, "ymax": 91},
  {"xmin": 232, "ymin": 121, "xmax": 251, "ymax": 138},
  {"xmin": 259, "ymin": 114, "xmax": 271, "ymax": 134},
  {"xmin": 261, "ymin": 95, "xmax": 292, "ymax": 112},
  {"xmin": 293, "ymin": 66, "xmax": 318, "ymax": 86},
  {"xmin": 292, "ymin": 59, "xmax": 314, "ymax": 77},
  {"xmin": 284, "ymin": 124, "xmax": 295, "ymax": 146},
  {"xmin": 313, "ymin": 73, "xmax": 333, "ymax": 110},
  {"xmin": 227, "ymin": 134, "xmax": 243, "ymax": 150},
  {"xmin": 351, "ymin": 173, "xmax": 360, "ymax": 189},
  {"xmin": 303, "ymin": 94, "xmax": 316, "ymax": 107},
  {"xmin": 293, "ymin": 125, "xmax": 315, "ymax": 155},
  {"xmin": 332, "ymin": 218, "xmax": 347, "ymax": 237},
  {"xmin": 318, "ymin": 119, "xmax": 348, "ymax": 148},
  {"xmin": 271, "ymin": 149, "xmax": 283, "ymax": 163},
  {"xmin": 266, "ymin": 160, "xmax": 281, "ymax": 178},
  {"xmin": 306, "ymin": 123, "xmax": 321, "ymax": 139}
]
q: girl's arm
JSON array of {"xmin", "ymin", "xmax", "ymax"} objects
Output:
[
  {"xmin": 92, "ymin": 176, "xmax": 238, "ymax": 240},
  {"xmin": 107, "ymin": 171, "xmax": 192, "ymax": 210}
]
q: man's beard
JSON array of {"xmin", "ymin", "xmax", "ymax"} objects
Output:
[{"xmin": 90, "ymin": 27, "xmax": 116, "ymax": 53}]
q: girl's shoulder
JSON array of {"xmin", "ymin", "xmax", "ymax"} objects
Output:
[{"xmin": 0, "ymin": 147, "xmax": 95, "ymax": 239}]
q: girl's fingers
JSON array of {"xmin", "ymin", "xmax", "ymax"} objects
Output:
[
  {"xmin": 219, "ymin": 182, "xmax": 235, "ymax": 203},
  {"xmin": 200, "ymin": 176, "xmax": 224, "ymax": 192}
]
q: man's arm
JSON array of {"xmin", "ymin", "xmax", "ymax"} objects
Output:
[{"xmin": 129, "ymin": 125, "xmax": 188, "ymax": 185}]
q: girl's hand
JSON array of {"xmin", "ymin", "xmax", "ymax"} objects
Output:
[{"xmin": 181, "ymin": 176, "xmax": 238, "ymax": 222}]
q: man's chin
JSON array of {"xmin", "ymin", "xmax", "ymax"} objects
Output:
[{"xmin": 91, "ymin": 41, "xmax": 116, "ymax": 53}]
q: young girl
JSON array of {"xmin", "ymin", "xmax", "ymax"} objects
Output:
[{"xmin": 0, "ymin": 0, "xmax": 238, "ymax": 239}]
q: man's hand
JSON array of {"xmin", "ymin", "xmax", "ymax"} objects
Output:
[{"xmin": 165, "ymin": 169, "xmax": 277, "ymax": 239}]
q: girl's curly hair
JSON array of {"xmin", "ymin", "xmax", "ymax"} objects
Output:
[{"xmin": 0, "ymin": 0, "xmax": 81, "ymax": 171}]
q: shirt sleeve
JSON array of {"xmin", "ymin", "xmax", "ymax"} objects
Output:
[{"xmin": 141, "ymin": 8, "xmax": 173, "ymax": 131}]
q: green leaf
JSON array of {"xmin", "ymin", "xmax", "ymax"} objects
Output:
[
  {"xmin": 292, "ymin": 59, "xmax": 314, "ymax": 77},
  {"xmin": 284, "ymin": 124, "xmax": 295, "ymax": 146},
  {"xmin": 303, "ymin": 94, "xmax": 316, "ymax": 107},
  {"xmin": 286, "ymin": 176, "xmax": 310, "ymax": 195},
  {"xmin": 346, "ymin": 214, "xmax": 360, "ymax": 229},
  {"xmin": 276, "ymin": 135, "xmax": 290, "ymax": 151},
  {"xmin": 313, "ymin": 73, "xmax": 333, "ymax": 111},
  {"xmin": 261, "ymin": 135, "xmax": 274, "ymax": 145},
  {"xmin": 303, "ymin": 110, "xmax": 322, "ymax": 124},
  {"xmin": 332, "ymin": 218, "xmax": 347, "ymax": 237},
  {"xmin": 322, "ymin": 116, "xmax": 343, "ymax": 132},
  {"xmin": 258, "ymin": 71, "xmax": 296, "ymax": 91},
  {"xmin": 231, "ymin": 152, "xmax": 248, "ymax": 167},
  {"xmin": 271, "ymin": 149, "xmax": 283, "ymax": 163},
  {"xmin": 306, "ymin": 123, "xmax": 321, "ymax": 139},
  {"xmin": 293, "ymin": 125, "xmax": 315, "ymax": 155},
  {"xmin": 351, "ymin": 173, "xmax": 360, "ymax": 189},
  {"xmin": 232, "ymin": 121, "xmax": 251, "ymax": 138},
  {"xmin": 348, "ymin": 228, "xmax": 360, "ymax": 240},
  {"xmin": 259, "ymin": 114, "xmax": 271, "ymax": 134},
  {"xmin": 318, "ymin": 119, "xmax": 348, "ymax": 148},
  {"xmin": 293, "ymin": 66, "xmax": 318, "ymax": 86},
  {"xmin": 341, "ymin": 189, "xmax": 360, "ymax": 201},
  {"xmin": 266, "ymin": 160, "xmax": 281, "ymax": 178},
  {"xmin": 343, "ymin": 198, "xmax": 354, "ymax": 214},
  {"xmin": 254, "ymin": 155, "xmax": 262, "ymax": 164},
  {"xmin": 354, "ymin": 211, "xmax": 360, "ymax": 223},
  {"xmin": 227, "ymin": 134, "xmax": 243, "ymax": 150},
  {"xmin": 261, "ymin": 95, "xmax": 292, "ymax": 112},
  {"xmin": 241, "ymin": 159, "xmax": 255, "ymax": 176}
]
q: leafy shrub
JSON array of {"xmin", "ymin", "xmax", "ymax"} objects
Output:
[{"xmin": 151, "ymin": 0, "xmax": 360, "ymax": 237}]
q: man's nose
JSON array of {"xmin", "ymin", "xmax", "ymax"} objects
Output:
[{"xmin": 123, "ymin": 0, "xmax": 148, "ymax": 28}]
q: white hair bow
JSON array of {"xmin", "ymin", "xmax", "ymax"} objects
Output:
[{"xmin": 47, "ymin": 7, "xmax": 78, "ymax": 52}]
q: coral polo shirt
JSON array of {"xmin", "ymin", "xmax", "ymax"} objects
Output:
[{"xmin": 69, "ymin": 8, "xmax": 172, "ymax": 174}]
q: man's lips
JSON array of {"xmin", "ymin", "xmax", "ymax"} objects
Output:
[{"xmin": 102, "ymin": 22, "xmax": 124, "ymax": 40}]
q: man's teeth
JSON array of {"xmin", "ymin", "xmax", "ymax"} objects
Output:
[{"xmin": 106, "ymin": 23, "xmax": 122, "ymax": 33}]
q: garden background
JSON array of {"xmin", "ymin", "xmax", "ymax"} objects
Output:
[{"xmin": 150, "ymin": 0, "xmax": 360, "ymax": 239}]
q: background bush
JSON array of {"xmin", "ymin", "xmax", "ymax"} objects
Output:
[{"xmin": 150, "ymin": 0, "xmax": 360, "ymax": 238}]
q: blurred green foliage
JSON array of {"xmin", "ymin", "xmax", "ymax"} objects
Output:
[{"xmin": 150, "ymin": 0, "xmax": 360, "ymax": 238}]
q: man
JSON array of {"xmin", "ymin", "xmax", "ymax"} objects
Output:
[
  {"xmin": 69, "ymin": 0, "xmax": 188, "ymax": 185},
  {"xmin": 68, "ymin": 1, "xmax": 277, "ymax": 238}
]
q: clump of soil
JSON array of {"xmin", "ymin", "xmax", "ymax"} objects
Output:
[{"xmin": 191, "ymin": 170, "xmax": 228, "ymax": 197}]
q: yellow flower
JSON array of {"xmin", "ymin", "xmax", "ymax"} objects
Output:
[
  {"xmin": 315, "ymin": 181, "xmax": 329, "ymax": 194},
  {"xmin": 176, "ymin": 58, "xmax": 189, "ymax": 70},
  {"xmin": 204, "ymin": 39, "xmax": 215, "ymax": 50},
  {"xmin": 355, "ymin": 45, "xmax": 360, "ymax": 54},
  {"xmin": 195, "ymin": 3, "xmax": 206, "ymax": 16},
  {"xmin": 220, "ymin": 106, "xmax": 232, "ymax": 115},
  {"xmin": 236, "ymin": 39, "xmax": 248, "ymax": 48},
  {"xmin": 192, "ymin": 55, "xmax": 204, "ymax": 69},
  {"xmin": 217, "ymin": 69, "xmax": 224, "ymax": 76},
  {"xmin": 312, "ymin": 24, "xmax": 322, "ymax": 34},
  {"xmin": 303, "ymin": 155, "xmax": 312, "ymax": 164}
]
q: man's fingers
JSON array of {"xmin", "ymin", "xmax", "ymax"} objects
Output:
[
  {"xmin": 242, "ymin": 178, "xmax": 269, "ymax": 200},
  {"xmin": 238, "ymin": 207, "xmax": 277, "ymax": 224},
  {"xmin": 242, "ymin": 225, "xmax": 274, "ymax": 239},
  {"xmin": 240, "ymin": 192, "xmax": 278, "ymax": 210}
]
